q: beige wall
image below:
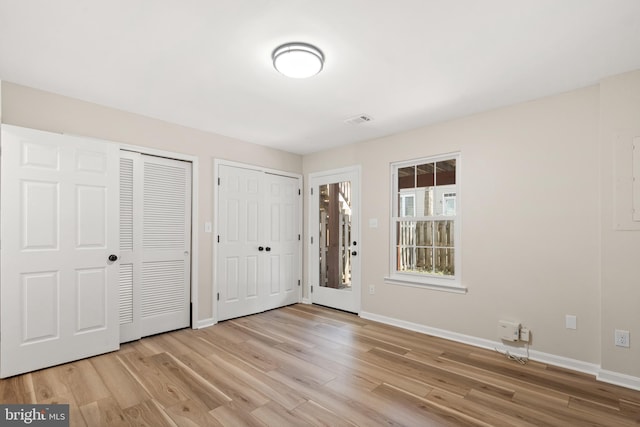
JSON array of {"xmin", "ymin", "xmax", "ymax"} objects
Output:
[
  {"xmin": 305, "ymin": 84, "xmax": 603, "ymax": 364},
  {"xmin": 599, "ymin": 70, "xmax": 640, "ymax": 377},
  {"xmin": 1, "ymin": 81, "xmax": 303, "ymax": 322}
]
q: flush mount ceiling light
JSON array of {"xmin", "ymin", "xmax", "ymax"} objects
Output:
[{"xmin": 272, "ymin": 42, "xmax": 324, "ymax": 79}]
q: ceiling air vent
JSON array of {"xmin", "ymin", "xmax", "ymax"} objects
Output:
[{"xmin": 344, "ymin": 114, "xmax": 373, "ymax": 125}]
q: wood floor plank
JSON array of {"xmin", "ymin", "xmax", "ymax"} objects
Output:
[
  {"xmin": 267, "ymin": 368, "xmax": 408, "ymax": 427},
  {"xmin": 177, "ymin": 351, "xmax": 271, "ymax": 413},
  {"xmin": 464, "ymin": 388, "xmax": 569, "ymax": 427},
  {"xmin": 60, "ymin": 359, "xmax": 112, "ymax": 407},
  {"xmin": 205, "ymin": 346, "xmax": 307, "ymax": 411},
  {"xmin": 148, "ymin": 352, "xmax": 231, "ymax": 410},
  {"xmin": 117, "ymin": 351, "xmax": 190, "ymax": 408},
  {"xmin": 0, "ymin": 373, "xmax": 35, "ymax": 404},
  {"xmin": 79, "ymin": 397, "xmax": 129, "ymax": 427},
  {"xmin": 327, "ymin": 375, "xmax": 460, "ymax": 427},
  {"xmin": 91, "ymin": 352, "xmax": 150, "ymax": 409},
  {"xmin": 165, "ymin": 398, "xmax": 223, "ymax": 427},
  {"xmin": 2, "ymin": 303, "xmax": 640, "ymax": 426},
  {"xmin": 372, "ymin": 382, "xmax": 480, "ymax": 427},
  {"xmin": 251, "ymin": 401, "xmax": 316, "ymax": 427},
  {"xmin": 209, "ymin": 401, "xmax": 268, "ymax": 427},
  {"xmin": 122, "ymin": 399, "xmax": 177, "ymax": 427},
  {"xmin": 291, "ymin": 400, "xmax": 359, "ymax": 427},
  {"xmin": 37, "ymin": 391, "xmax": 87, "ymax": 427},
  {"xmin": 425, "ymin": 388, "xmax": 533, "ymax": 427}
]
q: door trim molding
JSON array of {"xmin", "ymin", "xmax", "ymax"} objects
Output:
[
  {"xmin": 120, "ymin": 144, "xmax": 200, "ymax": 330},
  {"xmin": 213, "ymin": 159, "xmax": 303, "ymax": 323}
]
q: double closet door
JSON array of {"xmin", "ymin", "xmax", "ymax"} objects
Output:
[
  {"xmin": 119, "ymin": 151, "xmax": 192, "ymax": 342},
  {"xmin": 216, "ymin": 164, "xmax": 301, "ymax": 321}
]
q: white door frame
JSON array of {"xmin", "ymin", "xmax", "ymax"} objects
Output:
[
  {"xmin": 308, "ymin": 165, "xmax": 361, "ymax": 313},
  {"xmin": 120, "ymin": 144, "xmax": 200, "ymax": 329},
  {"xmin": 213, "ymin": 159, "xmax": 303, "ymax": 323}
]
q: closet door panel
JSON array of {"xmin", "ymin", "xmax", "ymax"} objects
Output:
[
  {"xmin": 217, "ymin": 165, "xmax": 264, "ymax": 321},
  {"xmin": 262, "ymin": 173, "xmax": 300, "ymax": 311},
  {"xmin": 139, "ymin": 155, "xmax": 192, "ymax": 337}
]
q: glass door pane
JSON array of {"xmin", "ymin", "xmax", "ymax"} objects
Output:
[{"xmin": 319, "ymin": 181, "xmax": 352, "ymax": 290}]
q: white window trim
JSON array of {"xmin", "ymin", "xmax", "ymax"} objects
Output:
[{"xmin": 384, "ymin": 152, "xmax": 465, "ymax": 293}]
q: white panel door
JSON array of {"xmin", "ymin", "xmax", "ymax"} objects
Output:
[
  {"xmin": 263, "ymin": 173, "xmax": 300, "ymax": 311},
  {"xmin": 217, "ymin": 165, "xmax": 263, "ymax": 321},
  {"xmin": 216, "ymin": 165, "xmax": 301, "ymax": 321},
  {"xmin": 1, "ymin": 125, "xmax": 120, "ymax": 378}
]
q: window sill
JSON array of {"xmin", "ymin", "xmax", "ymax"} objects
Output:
[{"xmin": 383, "ymin": 275, "xmax": 467, "ymax": 294}]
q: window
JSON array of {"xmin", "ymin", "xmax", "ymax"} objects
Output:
[{"xmin": 386, "ymin": 153, "xmax": 464, "ymax": 292}]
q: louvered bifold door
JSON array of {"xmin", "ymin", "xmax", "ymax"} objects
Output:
[
  {"xmin": 119, "ymin": 151, "xmax": 143, "ymax": 343},
  {"xmin": 140, "ymin": 155, "xmax": 192, "ymax": 337}
]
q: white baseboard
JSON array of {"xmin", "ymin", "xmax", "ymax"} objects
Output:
[
  {"xmin": 194, "ymin": 318, "xmax": 216, "ymax": 329},
  {"xmin": 301, "ymin": 298, "xmax": 311, "ymax": 304},
  {"xmin": 598, "ymin": 369, "xmax": 640, "ymax": 391},
  {"xmin": 359, "ymin": 311, "xmax": 640, "ymax": 390}
]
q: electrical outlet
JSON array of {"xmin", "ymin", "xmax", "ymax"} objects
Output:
[
  {"xmin": 369, "ymin": 285, "xmax": 375, "ymax": 294},
  {"xmin": 615, "ymin": 329, "xmax": 630, "ymax": 348}
]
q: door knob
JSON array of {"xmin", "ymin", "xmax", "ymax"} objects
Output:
[
  {"xmin": 351, "ymin": 251, "xmax": 357, "ymax": 256},
  {"xmin": 108, "ymin": 254, "xmax": 118, "ymax": 262},
  {"xmin": 258, "ymin": 246, "xmax": 264, "ymax": 251},
  {"xmin": 266, "ymin": 247, "xmax": 271, "ymax": 252}
]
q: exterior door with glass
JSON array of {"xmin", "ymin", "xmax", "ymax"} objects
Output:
[{"xmin": 309, "ymin": 167, "xmax": 360, "ymax": 313}]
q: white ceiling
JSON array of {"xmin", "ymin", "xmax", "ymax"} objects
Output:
[{"xmin": 1, "ymin": 1, "xmax": 639, "ymax": 155}]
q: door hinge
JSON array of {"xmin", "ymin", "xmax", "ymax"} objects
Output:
[
  {"xmin": 310, "ymin": 236, "xmax": 314, "ymax": 244},
  {"xmin": 311, "ymin": 188, "xmax": 314, "ymax": 195},
  {"xmin": 217, "ymin": 292, "xmax": 220, "ymax": 301},
  {"xmin": 217, "ymin": 235, "xmax": 220, "ymax": 243},
  {"xmin": 298, "ymin": 189, "xmax": 301, "ymax": 195},
  {"xmin": 298, "ymin": 279, "xmax": 300, "ymax": 287},
  {"xmin": 298, "ymin": 234, "xmax": 301, "ymax": 241},
  {"xmin": 218, "ymin": 177, "xmax": 221, "ymax": 185},
  {"xmin": 311, "ymin": 286, "xmax": 313, "ymax": 293}
]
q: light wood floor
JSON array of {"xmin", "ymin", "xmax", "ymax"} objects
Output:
[{"xmin": 1, "ymin": 304, "xmax": 640, "ymax": 426}]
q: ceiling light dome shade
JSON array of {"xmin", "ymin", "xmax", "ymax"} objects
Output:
[{"xmin": 272, "ymin": 43, "xmax": 324, "ymax": 79}]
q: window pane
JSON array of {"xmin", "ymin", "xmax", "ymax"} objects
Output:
[
  {"xmin": 442, "ymin": 192, "xmax": 456, "ymax": 216},
  {"xmin": 416, "ymin": 163, "xmax": 434, "ymax": 188},
  {"xmin": 397, "ymin": 221, "xmax": 414, "ymax": 245},
  {"xmin": 416, "ymin": 247, "xmax": 434, "ymax": 273},
  {"xmin": 398, "ymin": 166, "xmax": 415, "ymax": 190},
  {"xmin": 435, "ymin": 159, "xmax": 455, "ymax": 186},
  {"xmin": 397, "ymin": 246, "xmax": 414, "ymax": 272},
  {"xmin": 415, "ymin": 221, "xmax": 433, "ymax": 246},
  {"xmin": 435, "ymin": 220, "xmax": 454, "ymax": 247},
  {"xmin": 399, "ymin": 193, "xmax": 415, "ymax": 217},
  {"xmin": 435, "ymin": 248, "xmax": 454, "ymax": 275}
]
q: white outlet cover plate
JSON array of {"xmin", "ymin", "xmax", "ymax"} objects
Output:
[{"xmin": 615, "ymin": 329, "xmax": 630, "ymax": 348}]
